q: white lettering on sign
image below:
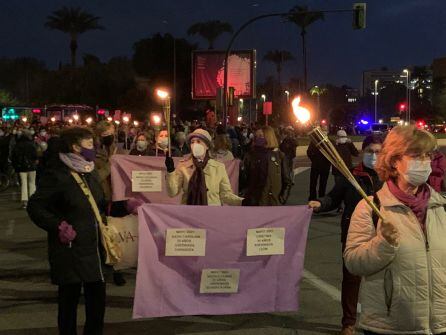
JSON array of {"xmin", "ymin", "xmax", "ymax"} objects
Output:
[
  {"xmin": 165, "ymin": 229, "xmax": 206, "ymax": 256},
  {"xmin": 246, "ymin": 228, "xmax": 285, "ymax": 256},
  {"xmin": 200, "ymin": 269, "xmax": 240, "ymax": 294},
  {"xmin": 131, "ymin": 171, "xmax": 162, "ymax": 192}
]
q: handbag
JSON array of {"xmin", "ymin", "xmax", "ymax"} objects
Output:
[{"xmin": 71, "ymin": 171, "xmax": 122, "ymax": 265}]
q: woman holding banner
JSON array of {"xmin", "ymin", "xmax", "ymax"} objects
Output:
[
  {"xmin": 344, "ymin": 126, "xmax": 446, "ymax": 335},
  {"xmin": 165, "ymin": 128, "xmax": 243, "ymax": 206}
]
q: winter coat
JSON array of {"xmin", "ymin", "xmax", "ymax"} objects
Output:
[
  {"xmin": 166, "ymin": 157, "xmax": 243, "ymax": 206},
  {"xmin": 212, "ymin": 149, "xmax": 234, "ymax": 162},
  {"xmin": 11, "ymin": 137, "xmax": 38, "ymax": 172},
  {"xmin": 318, "ymin": 164, "xmax": 382, "ymax": 243},
  {"xmin": 428, "ymin": 150, "xmax": 446, "ymax": 193},
  {"xmin": 243, "ymin": 148, "xmax": 292, "ymax": 206},
  {"xmin": 307, "ymin": 141, "xmax": 331, "ymax": 171},
  {"xmin": 332, "ymin": 141, "xmax": 359, "ymax": 176},
  {"xmin": 27, "ymin": 159, "xmax": 107, "ymax": 285},
  {"xmin": 344, "ymin": 182, "xmax": 446, "ymax": 334}
]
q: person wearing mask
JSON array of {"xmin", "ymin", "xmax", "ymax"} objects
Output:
[
  {"xmin": 344, "ymin": 126, "xmax": 446, "ymax": 335},
  {"xmin": 332, "ymin": 130, "xmax": 359, "ymax": 184},
  {"xmin": 212, "ymin": 134, "xmax": 234, "ymax": 162},
  {"xmin": 308, "ymin": 135, "xmax": 383, "ymax": 335},
  {"xmin": 27, "ymin": 127, "xmax": 107, "ymax": 335},
  {"xmin": 307, "ymin": 127, "xmax": 332, "ymax": 200},
  {"xmin": 173, "ymin": 131, "xmax": 190, "ymax": 157},
  {"xmin": 129, "ymin": 134, "xmax": 151, "ymax": 156},
  {"xmin": 11, "ymin": 129, "xmax": 38, "ymax": 208},
  {"xmin": 242, "ymin": 126, "xmax": 292, "ymax": 206},
  {"xmin": 151, "ymin": 129, "xmax": 180, "ymax": 157},
  {"xmin": 427, "ymin": 148, "xmax": 446, "ymax": 193},
  {"xmin": 165, "ymin": 128, "xmax": 242, "ymax": 206}
]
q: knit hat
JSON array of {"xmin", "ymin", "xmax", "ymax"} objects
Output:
[
  {"xmin": 337, "ymin": 129, "xmax": 347, "ymax": 137},
  {"xmin": 187, "ymin": 128, "xmax": 212, "ymax": 148}
]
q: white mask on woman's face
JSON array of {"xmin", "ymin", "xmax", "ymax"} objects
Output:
[
  {"xmin": 191, "ymin": 143, "xmax": 206, "ymax": 158},
  {"xmin": 136, "ymin": 140, "xmax": 148, "ymax": 151},
  {"xmin": 402, "ymin": 159, "xmax": 432, "ymax": 186},
  {"xmin": 158, "ymin": 137, "xmax": 168, "ymax": 149}
]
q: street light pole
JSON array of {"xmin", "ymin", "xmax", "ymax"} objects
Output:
[
  {"xmin": 403, "ymin": 69, "xmax": 410, "ymax": 123},
  {"xmin": 374, "ymin": 80, "xmax": 379, "ymax": 123}
]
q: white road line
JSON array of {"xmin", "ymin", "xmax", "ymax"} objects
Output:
[
  {"xmin": 293, "ymin": 167, "xmax": 310, "ymax": 176},
  {"xmin": 302, "ymin": 269, "xmax": 341, "ymax": 302}
]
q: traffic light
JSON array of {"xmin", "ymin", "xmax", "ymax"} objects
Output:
[
  {"xmin": 399, "ymin": 103, "xmax": 406, "ymax": 112},
  {"xmin": 353, "ymin": 3, "xmax": 366, "ymax": 30}
]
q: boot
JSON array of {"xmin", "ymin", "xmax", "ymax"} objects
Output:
[{"xmin": 340, "ymin": 325, "xmax": 355, "ymax": 335}]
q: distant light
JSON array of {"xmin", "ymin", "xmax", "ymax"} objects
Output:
[
  {"xmin": 156, "ymin": 89, "xmax": 169, "ymax": 100},
  {"xmin": 261, "ymin": 94, "xmax": 266, "ymax": 101},
  {"xmin": 50, "ymin": 117, "xmax": 56, "ymax": 123},
  {"xmin": 360, "ymin": 119, "xmax": 369, "ymax": 125},
  {"xmin": 378, "ymin": 119, "xmax": 383, "ymax": 124},
  {"xmin": 122, "ymin": 116, "xmax": 130, "ymax": 123},
  {"xmin": 114, "ymin": 120, "xmax": 120, "ymax": 125},
  {"xmin": 237, "ymin": 116, "xmax": 242, "ymax": 122},
  {"xmin": 73, "ymin": 114, "xmax": 79, "ymax": 121},
  {"xmin": 32, "ymin": 109, "xmax": 41, "ymax": 114},
  {"xmin": 21, "ymin": 117, "xmax": 27, "ymax": 123},
  {"xmin": 152, "ymin": 114, "xmax": 161, "ymax": 125},
  {"xmin": 321, "ymin": 119, "xmax": 327, "ymax": 125},
  {"xmin": 107, "ymin": 116, "xmax": 113, "ymax": 121},
  {"xmin": 68, "ymin": 119, "xmax": 73, "ymax": 124},
  {"xmin": 133, "ymin": 120, "xmax": 139, "ymax": 127},
  {"xmin": 97, "ymin": 109, "xmax": 106, "ymax": 115},
  {"xmin": 86, "ymin": 117, "xmax": 93, "ymax": 124}
]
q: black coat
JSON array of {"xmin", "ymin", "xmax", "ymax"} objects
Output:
[
  {"xmin": 317, "ymin": 163, "xmax": 382, "ymax": 243},
  {"xmin": 27, "ymin": 159, "xmax": 107, "ymax": 285},
  {"xmin": 11, "ymin": 137, "xmax": 37, "ymax": 172},
  {"xmin": 307, "ymin": 141, "xmax": 331, "ymax": 171},
  {"xmin": 332, "ymin": 141, "xmax": 359, "ymax": 176}
]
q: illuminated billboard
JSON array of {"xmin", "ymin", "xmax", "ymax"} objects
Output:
[{"xmin": 192, "ymin": 50, "xmax": 256, "ymax": 100}]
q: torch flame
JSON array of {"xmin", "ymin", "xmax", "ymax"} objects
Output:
[{"xmin": 292, "ymin": 96, "xmax": 311, "ymax": 124}]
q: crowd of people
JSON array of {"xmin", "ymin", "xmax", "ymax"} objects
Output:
[{"xmin": 2, "ymin": 117, "xmax": 446, "ymax": 335}]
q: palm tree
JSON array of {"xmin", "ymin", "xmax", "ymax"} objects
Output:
[
  {"xmin": 187, "ymin": 20, "xmax": 233, "ymax": 49},
  {"xmin": 263, "ymin": 50, "xmax": 294, "ymax": 86},
  {"xmin": 310, "ymin": 85, "xmax": 327, "ymax": 119},
  {"xmin": 45, "ymin": 7, "xmax": 103, "ymax": 68},
  {"xmin": 286, "ymin": 6, "xmax": 324, "ymax": 91}
]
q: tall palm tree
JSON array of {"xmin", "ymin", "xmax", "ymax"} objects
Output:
[
  {"xmin": 45, "ymin": 7, "xmax": 103, "ymax": 68},
  {"xmin": 286, "ymin": 6, "xmax": 324, "ymax": 91},
  {"xmin": 187, "ymin": 20, "xmax": 233, "ymax": 49},
  {"xmin": 263, "ymin": 50, "xmax": 294, "ymax": 86}
]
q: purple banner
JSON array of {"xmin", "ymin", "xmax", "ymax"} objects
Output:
[
  {"xmin": 133, "ymin": 204, "xmax": 312, "ymax": 318},
  {"xmin": 110, "ymin": 155, "xmax": 240, "ymax": 204}
]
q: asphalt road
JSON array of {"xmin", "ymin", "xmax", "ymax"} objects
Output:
[{"xmin": 0, "ymin": 164, "xmax": 354, "ymax": 335}]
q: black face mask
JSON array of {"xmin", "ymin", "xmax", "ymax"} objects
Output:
[{"xmin": 101, "ymin": 134, "xmax": 114, "ymax": 147}]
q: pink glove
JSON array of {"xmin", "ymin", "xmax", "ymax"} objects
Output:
[
  {"xmin": 58, "ymin": 221, "xmax": 77, "ymax": 245},
  {"xmin": 125, "ymin": 198, "xmax": 145, "ymax": 215}
]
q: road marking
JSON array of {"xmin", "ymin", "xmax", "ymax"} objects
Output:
[
  {"xmin": 293, "ymin": 167, "xmax": 310, "ymax": 176},
  {"xmin": 302, "ymin": 269, "xmax": 341, "ymax": 302}
]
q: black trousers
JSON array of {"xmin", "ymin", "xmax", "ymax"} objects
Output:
[
  {"xmin": 308, "ymin": 167, "xmax": 330, "ymax": 201},
  {"xmin": 58, "ymin": 281, "xmax": 106, "ymax": 335}
]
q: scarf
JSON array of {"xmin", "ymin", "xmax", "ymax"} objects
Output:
[
  {"xmin": 387, "ymin": 179, "xmax": 431, "ymax": 230},
  {"xmin": 186, "ymin": 152, "xmax": 210, "ymax": 205},
  {"xmin": 59, "ymin": 153, "xmax": 95, "ymax": 173}
]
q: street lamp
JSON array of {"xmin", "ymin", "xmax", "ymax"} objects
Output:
[
  {"xmin": 73, "ymin": 114, "xmax": 79, "ymax": 123},
  {"xmin": 374, "ymin": 80, "xmax": 379, "ymax": 123},
  {"xmin": 133, "ymin": 120, "xmax": 139, "ymax": 127},
  {"xmin": 156, "ymin": 88, "xmax": 172, "ymax": 156},
  {"xmin": 21, "ymin": 116, "xmax": 28, "ymax": 123},
  {"xmin": 50, "ymin": 116, "xmax": 56, "ymax": 123},
  {"xmin": 85, "ymin": 117, "xmax": 93, "ymax": 125},
  {"xmin": 284, "ymin": 90, "xmax": 290, "ymax": 103},
  {"xmin": 261, "ymin": 94, "xmax": 266, "ymax": 102},
  {"xmin": 402, "ymin": 69, "xmax": 410, "ymax": 122}
]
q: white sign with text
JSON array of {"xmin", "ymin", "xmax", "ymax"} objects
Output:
[
  {"xmin": 131, "ymin": 171, "xmax": 162, "ymax": 192},
  {"xmin": 165, "ymin": 229, "xmax": 206, "ymax": 256},
  {"xmin": 246, "ymin": 228, "xmax": 285, "ymax": 256},
  {"xmin": 200, "ymin": 269, "xmax": 240, "ymax": 294}
]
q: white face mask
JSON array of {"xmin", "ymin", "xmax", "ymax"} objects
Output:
[
  {"xmin": 40, "ymin": 141, "xmax": 48, "ymax": 151},
  {"xmin": 136, "ymin": 140, "xmax": 148, "ymax": 151},
  {"xmin": 402, "ymin": 159, "xmax": 432, "ymax": 186},
  {"xmin": 191, "ymin": 143, "xmax": 206, "ymax": 158},
  {"xmin": 363, "ymin": 153, "xmax": 377, "ymax": 169},
  {"xmin": 158, "ymin": 137, "xmax": 168, "ymax": 149},
  {"xmin": 338, "ymin": 137, "xmax": 348, "ymax": 144},
  {"xmin": 40, "ymin": 131, "xmax": 47, "ymax": 137}
]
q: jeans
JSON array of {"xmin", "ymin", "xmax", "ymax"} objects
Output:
[
  {"xmin": 19, "ymin": 171, "xmax": 36, "ymax": 201},
  {"xmin": 58, "ymin": 281, "xmax": 106, "ymax": 335}
]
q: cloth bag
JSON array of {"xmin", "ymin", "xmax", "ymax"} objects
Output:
[
  {"xmin": 106, "ymin": 215, "xmax": 139, "ymax": 270},
  {"xmin": 71, "ymin": 172, "xmax": 122, "ymax": 265}
]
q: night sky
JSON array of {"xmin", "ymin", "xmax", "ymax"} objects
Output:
[{"xmin": 1, "ymin": 0, "xmax": 445, "ymax": 88}]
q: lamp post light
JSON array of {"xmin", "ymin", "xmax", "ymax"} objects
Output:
[
  {"xmin": 261, "ymin": 94, "xmax": 266, "ymax": 102},
  {"xmin": 73, "ymin": 114, "xmax": 79, "ymax": 123},
  {"xmin": 50, "ymin": 116, "xmax": 56, "ymax": 123},
  {"xmin": 374, "ymin": 79, "xmax": 379, "ymax": 123},
  {"xmin": 156, "ymin": 88, "xmax": 172, "ymax": 156},
  {"xmin": 402, "ymin": 69, "xmax": 410, "ymax": 123},
  {"xmin": 133, "ymin": 120, "xmax": 139, "ymax": 127},
  {"xmin": 85, "ymin": 117, "xmax": 93, "ymax": 125},
  {"xmin": 21, "ymin": 116, "xmax": 28, "ymax": 123},
  {"xmin": 284, "ymin": 90, "xmax": 290, "ymax": 104}
]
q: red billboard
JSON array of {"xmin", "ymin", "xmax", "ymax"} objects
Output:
[{"xmin": 192, "ymin": 50, "xmax": 256, "ymax": 100}]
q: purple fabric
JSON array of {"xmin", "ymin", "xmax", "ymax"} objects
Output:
[
  {"xmin": 133, "ymin": 204, "xmax": 312, "ymax": 318},
  {"xmin": 59, "ymin": 153, "xmax": 95, "ymax": 173},
  {"xmin": 58, "ymin": 221, "xmax": 77, "ymax": 244},
  {"xmin": 110, "ymin": 155, "xmax": 240, "ymax": 204},
  {"xmin": 125, "ymin": 198, "xmax": 145, "ymax": 215},
  {"xmin": 387, "ymin": 179, "xmax": 431, "ymax": 229}
]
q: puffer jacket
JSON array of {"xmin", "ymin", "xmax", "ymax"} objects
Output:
[
  {"xmin": 344, "ymin": 182, "xmax": 446, "ymax": 334},
  {"xmin": 166, "ymin": 157, "xmax": 243, "ymax": 206}
]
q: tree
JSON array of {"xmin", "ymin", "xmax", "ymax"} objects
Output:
[
  {"xmin": 0, "ymin": 90, "xmax": 20, "ymax": 106},
  {"xmin": 263, "ymin": 50, "xmax": 294, "ymax": 85},
  {"xmin": 45, "ymin": 6, "xmax": 103, "ymax": 68},
  {"xmin": 310, "ymin": 85, "xmax": 327, "ymax": 119},
  {"xmin": 187, "ymin": 20, "xmax": 233, "ymax": 49},
  {"xmin": 286, "ymin": 5, "xmax": 324, "ymax": 91}
]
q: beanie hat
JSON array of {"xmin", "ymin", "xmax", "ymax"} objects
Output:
[
  {"xmin": 187, "ymin": 128, "xmax": 212, "ymax": 148},
  {"xmin": 337, "ymin": 130, "xmax": 347, "ymax": 137},
  {"xmin": 362, "ymin": 134, "xmax": 384, "ymax": 150}
]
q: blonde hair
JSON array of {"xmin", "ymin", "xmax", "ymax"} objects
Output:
[
  {"xmin": 375, "ymin": 125, "xmax": 436, "ymax": 181},
  {"xmin": 262, "ymin": 126, "xmax": 279, "ymax": 149}
]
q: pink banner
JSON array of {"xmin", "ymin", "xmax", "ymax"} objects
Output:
[
  {"xmin": 110, "ymin": 155, "xmax": 240, "ymax": 204},
  {"xmin": 133, "ymin": 204, "xmax": 312, "ymax": 318}
]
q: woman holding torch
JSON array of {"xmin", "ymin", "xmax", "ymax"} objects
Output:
[{"xmin": 344, "ymin": 126, "xmax": 446, "ymax": 335}]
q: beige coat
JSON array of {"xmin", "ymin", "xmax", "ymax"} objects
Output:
[
  {"xmin": 344, "ymin": 182, "xmax": 446, "ymax": 334},
  {"xmin": 166, "ymin": 158, "xmax": 243, "ymax": 206}
]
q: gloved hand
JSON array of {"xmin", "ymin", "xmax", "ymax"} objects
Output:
[
  {"xmin": 126, "ymin": 198, "xmax": 145, "ymax": 215},
  {"xmin": 165, "ymin": 152, "xmax": 175, "ymax": 173},
  {"xmin": 58, "ymin": 221, "xmax": 77, "ymax": 245}
]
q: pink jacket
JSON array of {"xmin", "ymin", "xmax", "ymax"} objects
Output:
[{"xmin": 428, "ymin": 151, "xmax": 446, "ymax": 192}]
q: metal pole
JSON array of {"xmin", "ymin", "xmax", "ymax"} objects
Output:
[
  {"xmin": 374, "ymin": 80, "xmax": 378, "ymax": 123},
  {"xmin": 173, "ymin": 38, "xmax": 176, "ymax": 119},
  {"xmin": 408, "ymin": 71, "xmax": 411, "ymax": 123}
]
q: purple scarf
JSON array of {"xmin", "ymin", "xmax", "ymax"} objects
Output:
[
  {"xmin": 59, "ymin": 153, "xmax": 95, "ymax": 173},
  {"xmin": 186, "ymin": 153, "xmax": 210, "ymax": 205},
  {"xmin": 387, "ymin": 179, "xmax": 431, "ymax": 230}
]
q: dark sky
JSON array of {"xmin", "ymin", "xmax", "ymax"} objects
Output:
[{"xmin": 1, "ymin": 0, "xmax": 445, "ymax": 88}]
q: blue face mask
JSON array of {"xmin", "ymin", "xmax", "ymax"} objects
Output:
[{"xmin": 363, "ymin": 153, "xmax": 377, "ymax": 169}]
